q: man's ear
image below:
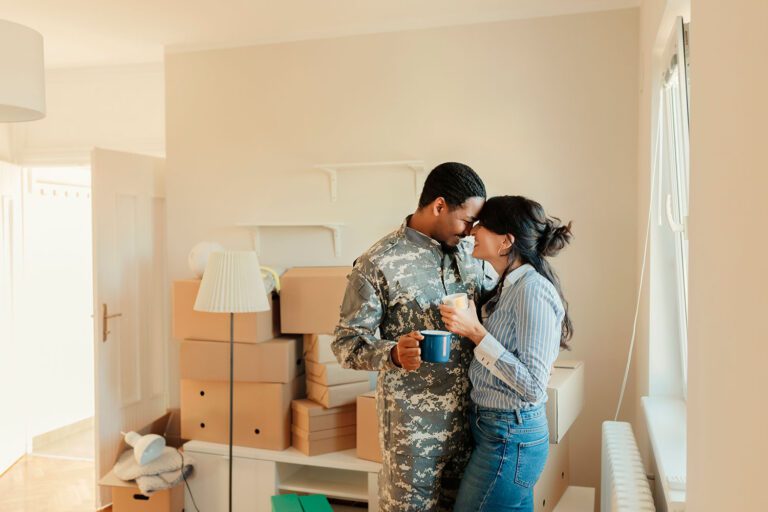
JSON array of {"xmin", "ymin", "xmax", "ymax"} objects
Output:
[
  {"xmin": 433, "ymin": 197, "xmax": 446, "ymax": 216},
  {"xmin": 505, "ymin": 234, "xmax": 515, "ymax": 248}
]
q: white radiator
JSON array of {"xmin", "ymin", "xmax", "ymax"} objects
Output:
[{"xmin": 601, "ymin": 421, "xmax": 655, "ymax": 512}]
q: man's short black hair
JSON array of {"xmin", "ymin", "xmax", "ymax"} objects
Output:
[{"xmin": 418, "ymin": 162, "xmax": 486, "ymax": 209}]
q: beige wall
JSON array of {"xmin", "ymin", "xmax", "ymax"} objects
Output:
[
  {"xmin": 687, "ymin": 1, "xmax": 768, "ymax": 510},
  {"xmin": 166, "ymin": 9, "xmax": 639, "ymax": 491},
  {"xmin": 10, "ymin": 63, "xmax": 165, "ymax": 165}
]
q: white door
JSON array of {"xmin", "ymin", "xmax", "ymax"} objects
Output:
[
  {"xmin": 92, "ymin": 148, "xmax": 168, "ymax": 508},
  {"xmin": 0, "ymin": 161, "xmax": 25, "ymax": 475}
]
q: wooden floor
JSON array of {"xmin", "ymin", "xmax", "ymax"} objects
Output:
[{"xmin": 0, "ymin": 455, "xmax": 98, "ymax": 512}]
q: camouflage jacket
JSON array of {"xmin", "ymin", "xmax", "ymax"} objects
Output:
[{"xmin": 332, "ymin": 217, "xmax": 495, "ymax": 458}]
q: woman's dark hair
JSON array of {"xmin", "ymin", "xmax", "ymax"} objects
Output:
[
  {"xmin": 478, "ymin": 195, "xmax": 574, "ymax": 348},
  {"xmin": 418, "ymin": 162, "xmax": 486, "ymax": 209}
]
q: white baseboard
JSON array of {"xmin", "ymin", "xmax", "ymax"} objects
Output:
[{"xmin": 32, "ymin": 416, "xmax": 93, "ymax": 453}]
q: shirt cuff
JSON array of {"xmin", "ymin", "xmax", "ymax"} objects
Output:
[
  {"xmin": 381, "ymin": 341, "xmax": 399, "ymax": 371},
  {"xmin": 474, "ymin": 332, "xmax": 506, "ymax": 369}
]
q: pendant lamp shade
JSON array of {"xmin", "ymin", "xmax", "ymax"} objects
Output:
[
  {"xmin": 194, "ymin": 251, "xmax": 270, "ymax": 313},
  {"xmin": 0, "ymin": 19, "xmax": 46, "ymax": 122}
]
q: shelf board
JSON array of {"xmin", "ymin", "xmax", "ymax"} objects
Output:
[
  {"xmin": 183, "ymin": 442, "xmax": 381, "ymax": 473},
  {"xmin": 279, "ymin": 466, "xmax": 368, "ymax": 502}
]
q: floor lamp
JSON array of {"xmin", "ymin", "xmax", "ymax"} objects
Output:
[{"xmin": 194, "ymin": 251, "xmax": 269, "ymax": 512}]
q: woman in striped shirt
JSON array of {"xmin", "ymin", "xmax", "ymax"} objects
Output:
[{"xmin": 439, "ymin": 195, "xmax": 573, "ymax": 512}]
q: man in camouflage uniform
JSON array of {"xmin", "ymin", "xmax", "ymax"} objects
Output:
[{"xmin": 332, "ymin": 163, "xmax": 495, "ymax": 511}]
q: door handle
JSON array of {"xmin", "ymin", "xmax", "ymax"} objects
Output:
[{"xmin": 102, "ymin": 303, "xmax": 122, "ymax": 342}]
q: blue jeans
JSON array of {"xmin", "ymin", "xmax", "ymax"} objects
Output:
[{"xmin": 454, "ymin": 404, "xmax": 549, "ymax": 512}]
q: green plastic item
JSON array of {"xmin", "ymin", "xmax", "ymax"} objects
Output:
[
  {"xmin": 298, "ymin": 494, "xmax": 333, "ymax": 512},
  {"xmin": 271, "ymin": 494, "xmax": 303, "ymax": 512}
]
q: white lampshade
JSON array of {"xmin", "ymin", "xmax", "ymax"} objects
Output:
[
  {"xmin": 194, "ymin": 251, "xmax": 270, "ymax": 313},
  {"xmin": 0, "ymin": 20, "xmax": 45, "ymax": 122}
]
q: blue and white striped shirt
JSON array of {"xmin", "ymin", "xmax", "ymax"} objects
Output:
[{"xmin": 470, "ymin": 264, "xmax": 564, "ymax": 410}]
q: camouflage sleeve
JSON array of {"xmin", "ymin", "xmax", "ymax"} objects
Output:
[{"xmin": 332, "ymin": 261, "xmax": 398, "ymax": 372}]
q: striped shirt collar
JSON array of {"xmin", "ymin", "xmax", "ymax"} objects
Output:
[{"xmin": 504, "ymin": 263, "xmax": 534, "ymax": 287}]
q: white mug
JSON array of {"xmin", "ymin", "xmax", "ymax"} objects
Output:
[{"xmin": 442, "ymin": 292, "xmax": 469, "ymax": 310}]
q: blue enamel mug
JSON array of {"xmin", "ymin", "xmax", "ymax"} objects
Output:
[{"xmin": 419, "ymin": 330, "xmax": 452, "ymax": 363}]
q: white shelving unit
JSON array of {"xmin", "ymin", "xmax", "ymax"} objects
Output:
[
  {"xmin": 183, "ymin": 441, "xmax": 380, "ymax": 511},
  {"xmin": 236, "ymin": 222, "xmax": 344, "ymax": 257},
  {"xmin": 313, "ymin": 160, "xmax": 425, "ymax": 202}
]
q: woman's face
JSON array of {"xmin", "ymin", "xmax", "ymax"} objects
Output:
[{"xmin": 471, "ymin": 224, "xmax": 510, "ymax": 261}]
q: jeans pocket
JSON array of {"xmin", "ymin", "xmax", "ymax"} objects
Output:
[
  {"xmin": 514, "ymin": 434, "xmax": 549, "ymax": 488},
  {"xmin": 473, "ymin": 413, "xmax": 509, "ymax": 443}
]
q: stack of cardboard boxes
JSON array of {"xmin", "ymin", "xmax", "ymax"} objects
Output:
[
  {"xmin": 280, "ymin": 267, "xmax": 375, "ymax": 456},
  {"xmin": 173, "ymin": 267, "xmax": 379, "ymax": 460},
  {"xmin": 173, "ymin": 279, "xmax": 305, "ymax": 451}
]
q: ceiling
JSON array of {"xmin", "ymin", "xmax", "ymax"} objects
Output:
[{"xmin": 0, "ymin": 0, "xmax": 639, "ymax": 69}]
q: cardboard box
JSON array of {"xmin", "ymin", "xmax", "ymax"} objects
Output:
[
  {"xmin": 303, "ymin": 334, "xmax": 337, "ymax": 364},
  {"xmin": 180, "ymin": 337, "xmax": 304, "ymax": 383},
  {"xmin": 291, "ymin": 424, "xmax": 356, "ymax": 456},
  {"xmin": 99, "ymin": 413, "xmax": 185, "ymax": 512},
  {"xmin": 305, "ymin": 359, "xmax": 368, "ymax": 386},
  {"xmin": 111, "ymin": 485, "xmax": 184, "ymax": 512},
  {"xmin": 280, "ymin": 267, "xmax": 351, "ymax": 334},
  {"xmin": 292, "ymin": 399, "xmax": 356, "ymax": 432},
  {"xmin": 173, "ymin": 280, "xmax": 279, "ymax": 343},
  {"xmin": 533, "ymin": 433, "xmax": 571, "ymax": 512},
  {"xmin": 307, "ymin": 379, "xmax": 372, "ymax": 409},
  {"xmin": 180, "ymin": 377, "xmax": 305, "ymax": 450},
  {"xmin": 356, "ymin": 391, "xmax": 382, "ymax": 463},
  {"xmin": 546, "ymin": 361, "xmax": 585, "ymax": 444}
]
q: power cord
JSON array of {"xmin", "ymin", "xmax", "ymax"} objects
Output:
[{"xmin": 179, "ymin": 448, "xmax": 201, "ymax": 512}]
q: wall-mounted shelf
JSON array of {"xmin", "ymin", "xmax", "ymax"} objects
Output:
[
  {"xmin": 236, "ymin": 222, "xmax": 344, "ymax": 257},
  {"xmin": 313, "ymin": 160, "xmax": 425, "ymax": 202}
]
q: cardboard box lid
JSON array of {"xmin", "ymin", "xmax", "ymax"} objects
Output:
[
  {"xmin": 291, "ymin": 424, "xmax": 356, "ymax": 441},
  {"xmin": 359, "ymin": 391, "xmax": 375, "ymax": 400},
  {"xmin": 282, "ymin": 267, "xmax": 350, "ymax": 279},
  {"xmin": 292, "ymin": 398, "xmax": 355, "ymax": 417}
]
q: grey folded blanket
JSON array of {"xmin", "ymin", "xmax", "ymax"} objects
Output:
[{"xmin": 113, "ymin": 447, "xmax": 194, "ymax": 494}]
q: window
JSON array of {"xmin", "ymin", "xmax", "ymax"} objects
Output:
[{"xmin": 650, "ymin": 18, "xmax": 690, "ymax": 399}]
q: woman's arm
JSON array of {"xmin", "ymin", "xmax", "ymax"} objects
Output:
[{"xmin": 441, "ymin": 280, "xmax": 562, "ymax": 402}]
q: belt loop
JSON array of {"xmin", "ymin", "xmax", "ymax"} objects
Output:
[{"xmin": 515, "ymin": 408, "xmax": 522, "ymax": 425}]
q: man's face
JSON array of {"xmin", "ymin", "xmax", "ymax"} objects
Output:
[{"xmin": 434, "ymin": 196, "xmax": 485, "ymax": 247}]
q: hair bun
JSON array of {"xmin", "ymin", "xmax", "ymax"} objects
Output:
[{"xmin": 539, "ymin": 220, "xmax": 573, "ymax": 257}]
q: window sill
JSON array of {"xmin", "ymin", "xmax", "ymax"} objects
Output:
[{"xmin": 642, "ymin": 396, "xmax": 687, "ymax": 512}]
